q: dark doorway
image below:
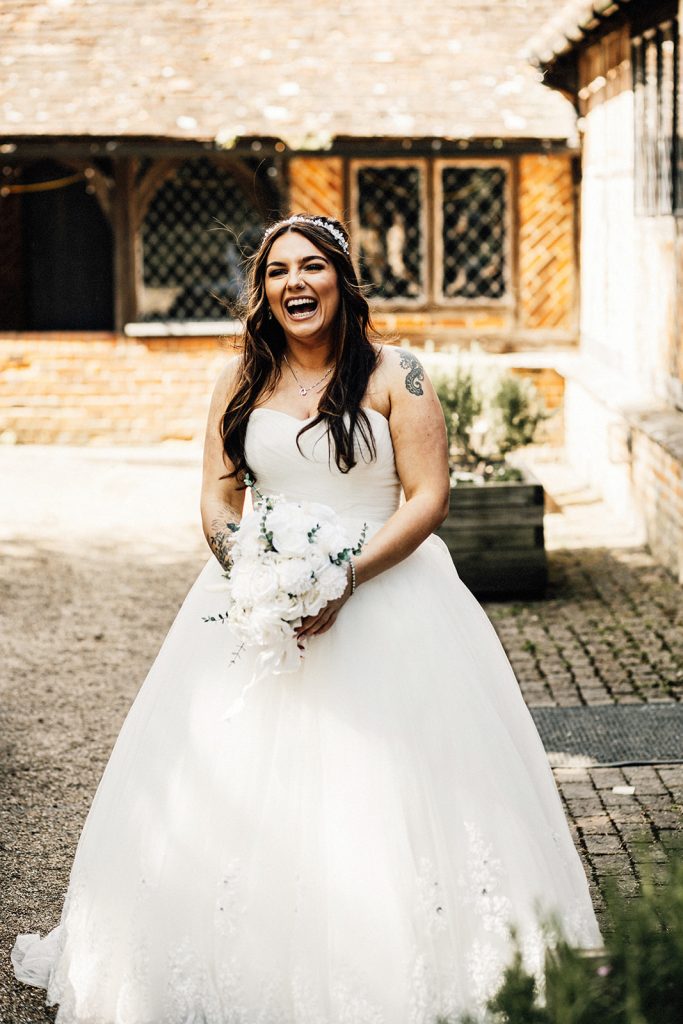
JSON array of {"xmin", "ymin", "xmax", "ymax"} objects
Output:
[{"xmin": 0, "ymin": 160, "xmax": 114, "ymax": 330}]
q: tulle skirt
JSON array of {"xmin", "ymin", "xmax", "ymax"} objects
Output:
[{"xmin": 12, "ymin": 525, "xmax": 603, "ymax": 1024}]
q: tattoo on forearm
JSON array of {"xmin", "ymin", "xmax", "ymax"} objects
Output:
[
  {"xmin": 398, "ymin": 351, "xmax": 425, "ymax": 396},
  {"xmin": 207, "ymin": 514, "xmax": 239, "ymax": 571}
]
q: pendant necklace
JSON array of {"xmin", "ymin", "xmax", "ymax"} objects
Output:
[{"xmin": 283, "ymin": 353, "xmax": 334, "ymax": 397}]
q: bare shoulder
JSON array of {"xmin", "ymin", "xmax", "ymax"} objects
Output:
[
  {"xmin": 380, "ymin": 344, "xmax": 428, "ymax": 399},
  {"xmin": 208, "ymin": 353, "xmax": 243, "ymax": 412}
]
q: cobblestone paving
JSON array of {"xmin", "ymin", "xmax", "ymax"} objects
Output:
[
  {"xmin": 554, "ymin": 763, "xmax": 683, "ymax": 923},
  {"xmin": 485, "ymin": 546, "xmax": 683, "ymax": 707},
  {"xmin": 482, "ymin": 452, "xmax": 683, "ymax": 932},
  {"xmin": 483, "ymin": 548, "xmax": 683, "ymax": 932}
]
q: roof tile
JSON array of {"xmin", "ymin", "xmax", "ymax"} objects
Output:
[{"xmin": 0, "ymin": 0, "xmax": 577, "ymax": 143}]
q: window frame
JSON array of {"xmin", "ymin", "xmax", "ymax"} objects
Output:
[
  {"xmin": 348, "ymin": 157, "xmax": 430, "ymax": 309},
  {"xmin": 432, "ymin": 156, "xmax": 514, "ymax": 309},
  {"xmin": 349, "ymin": 156, "xmax": 513, "ymax": 310},
  {"xmin": 632, "ymin": 17, "xmax": 679, "ymax": 217}
]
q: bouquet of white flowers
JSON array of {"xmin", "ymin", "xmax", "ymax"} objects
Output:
[{"xmin": 205, "ymin": 476, "xmax": 367, "ymax": 718}]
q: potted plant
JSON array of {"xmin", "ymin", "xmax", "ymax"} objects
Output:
[{"xmin": 434, "ymin": 361, "xmax": 550, "ymax": 599}]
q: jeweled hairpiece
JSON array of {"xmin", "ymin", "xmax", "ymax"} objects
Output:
[{"xmin": 262, "ymin": 215, "xmax": 350, "ymax": 254}]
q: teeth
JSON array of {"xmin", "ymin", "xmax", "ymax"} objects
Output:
[{"xmin": 286, "ymin": 298, "xmax": 317, "ymax": 309}]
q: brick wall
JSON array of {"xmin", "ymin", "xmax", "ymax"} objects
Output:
[
  {"xmin": 630, "ymin": 417, "xmax": 683, "ymax": 583},
  {"xmin": 518, "ymin": 154, "xmax": 576, "ymax": 331},
  {"xmin": 288, "ymin": 158, "xmax": 345, "ymax": 219},
  {"xmin": 285, "ymin": 153, "xmax": 578, "ymax": 351},
  {"xmin": 564, "ymin": 374, "xmax": 683, "ymax": 582},
  {"xmin": 0, "ymin": 335, "xmax": 233, "ymax": 445},
  {"xmin": 0, "ymin": 334, "xmax": 565, "ymax": 447}
]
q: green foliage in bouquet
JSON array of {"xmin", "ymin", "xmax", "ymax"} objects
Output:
[
  {"xmin": 434, "ymin": 363, "xmax": 550, "ymax": 484},
  {"xmin": 445, "ymin": 847, "xmax": 683, "ymax": 1024}
]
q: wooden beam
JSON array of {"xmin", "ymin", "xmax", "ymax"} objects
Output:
[{"xmin": 112, "ymin": 157, "xmax": 138, "ymax": 332}]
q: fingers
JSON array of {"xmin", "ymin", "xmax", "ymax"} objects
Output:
[{"xmin": 298, "ymin": 608, "xmax": 336, "ymax": 639}]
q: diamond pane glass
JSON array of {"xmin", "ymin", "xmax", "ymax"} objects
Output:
[
  {"xmin": 658, "ymin": 25, "xmax": 675, "ymax": 214},
  {"xmin": 441, "ymin": 166, "xmax": 507, "ymax": 300},
  {"xmin": 644, "ymin": 33, "xmax": 661, "ymax": 214},
  {"xmin": 140, "ymin": 158, "xmax": 275, "ymax": 321},
  {"xmin": 355, "ymin": 165, "xmax": 424, "ymax": 301},
  {"xmin": 633, "ymin": 36, "xmax": 649, "ymax": 214}
]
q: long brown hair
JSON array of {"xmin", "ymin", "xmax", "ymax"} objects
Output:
[{"xmin": 221, "ymin": 214, "xmax": 380, "ymax": 483}]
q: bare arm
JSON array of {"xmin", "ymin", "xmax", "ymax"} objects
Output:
[
  {"xmin": 353, "ymin": 347, "xmax": 450, "ymax": 587},
  {"xmin": 297, "ymin": 347, "xmax": 449, "ymax": 638},
  {"xmin": 200, "ymin": 358, "xmax": 245, "ymax": 570}
]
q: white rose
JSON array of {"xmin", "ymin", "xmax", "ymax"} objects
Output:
[
  {"xmin": 228, "ymin": 564, "xmax": 255, "ymax": 605},
  {"xmin": 313, "ymin": 520, "xmax": 350, "ymax": 559},
  {"xmin": 244, "ymin": 562, "xmax": 281, "ymax": 605},
  {"xmin": 266, "ymin": 506, "xmax": 314, "ymax": 557},
  {"xmin": 267, "ymin": 589, "xmax": 304, "ymax": 621}
]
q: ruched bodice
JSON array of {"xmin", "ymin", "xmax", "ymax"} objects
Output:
[{"xmin": 245, "ymin": 406, "xmax": 402, "ymax": 527}]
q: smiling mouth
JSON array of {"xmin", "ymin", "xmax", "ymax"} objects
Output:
[{"xmin": 284, "ymin": 297, "xmax": 319, "ymax": 320}]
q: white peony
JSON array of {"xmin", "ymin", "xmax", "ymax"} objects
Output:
[
  {"xmin": 314, "ymin": 560, "xmax": 349, "ymax": 603},
  {"xmin": 275, "ymin": 557, "xmax": 313, "ymax": 596}
]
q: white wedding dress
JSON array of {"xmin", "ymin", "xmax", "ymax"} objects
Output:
[{"xmin": 12, "ymin": 407, "xmax": 603, "ymax": 1024}]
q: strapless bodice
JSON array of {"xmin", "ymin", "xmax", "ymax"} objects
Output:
[{"xmin": 244, "ymin": 407, "xmax": 401, "ymax": 527}]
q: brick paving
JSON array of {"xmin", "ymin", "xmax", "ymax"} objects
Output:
[
  {"xmin": 483, "ymin": 451, "xmax": 683, "ymax": 931},
  {"xmin": 1, "ymin": 446, "xmax": 682, "ymax": 1020},
  {"xmin": 486, "ymin": 546, "xmax": 683, "ymax": 707}
]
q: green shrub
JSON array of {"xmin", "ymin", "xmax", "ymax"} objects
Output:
[
  {"xmin": 459, "ymin": 851, "xmax": 683, "ymax": 1024},
  {"xmin": 488, "ymin": 374, "xmax": 549, "ymax": 458},
  {"xmin": 433, "ymin": 362, "xmax": 549, "ymax": 480},
  {"xmin": 434, "ymin": 365, "xmax": 482, "ymax": 460}
]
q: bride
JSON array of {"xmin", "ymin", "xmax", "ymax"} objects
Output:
[{"xmin": 12, "ymin": 213, "xmax": 603, "ymax": 1023}]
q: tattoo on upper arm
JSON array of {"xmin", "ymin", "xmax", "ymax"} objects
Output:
[{"xmin": 398, "ymin": 351, "xmax": 425, "ymax": 397}]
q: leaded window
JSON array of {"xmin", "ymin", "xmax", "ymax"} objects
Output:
[
  {"xmin": 354, "ymin": 163, "xmax": 425, "ymax": 302},
  {"xmin": 438, "ymin": 163, "xmax": 508, "ymax": 301},
  {"xmin": 351, "ymin": 159, "xmax": 509, "ymax": 306},
  {"xmin": 632, "ymin": 19, "xmax": 678, "ymax": 216},
  {"xmin": 140, "ymin": 158, "xmax": 277, "ymax": 321}
]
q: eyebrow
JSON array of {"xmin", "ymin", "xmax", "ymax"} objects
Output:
[{"xmin": 266, "ymin": 254, "xmax": 329, "ymax": 268}]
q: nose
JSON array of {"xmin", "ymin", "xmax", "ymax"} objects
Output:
[{"xmin": 286, "ymin": 267, "xmax": 305, "ymax": 289}]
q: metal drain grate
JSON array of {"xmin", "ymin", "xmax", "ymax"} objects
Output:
[{"xmin": 529, "ymin": 703, "xmax": 683, "ymax": 768}]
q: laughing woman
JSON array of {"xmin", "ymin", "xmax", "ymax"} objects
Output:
[{"xmin": 13, "ymin": 213, "xmax": 603, "ymax": 1024}]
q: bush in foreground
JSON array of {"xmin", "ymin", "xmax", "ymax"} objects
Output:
[{"xmin": 452, "ymin": 849, "xmax": 683, "ymax": 1023}]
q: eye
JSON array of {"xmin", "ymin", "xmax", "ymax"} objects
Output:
[
  {"xmin": 305, "ymin": 263, "xmax": 325, "ymax": 271},
  {"xmin": 267, "ymin": 268, "xmax": 286, "ymax": 277}
]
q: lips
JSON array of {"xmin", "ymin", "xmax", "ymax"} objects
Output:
[{"xmin": 284, "ymin": 297, "xmax": 319, "ymax": 320}]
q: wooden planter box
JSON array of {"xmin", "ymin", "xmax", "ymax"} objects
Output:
[{"xmin": 436, "ymin": 471, "xmax": 547, "ymax": 600}]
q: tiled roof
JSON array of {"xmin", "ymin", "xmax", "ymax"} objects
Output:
[
  {"xmin": 524, "ymin": 1, "xmax": 625, "ymax": 65},
  {"xmin": 0, "ymin": 0, "xmax": 577, "ymax": 146}
]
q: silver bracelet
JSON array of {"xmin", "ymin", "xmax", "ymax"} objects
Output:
[{"xmin": 348, "ymin": 556, "xmax": 357, "ymax": 595}]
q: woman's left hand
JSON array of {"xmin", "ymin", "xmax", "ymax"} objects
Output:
[{"xmin": 295, "ymin": 566, "xmax": 353, "ymax": 641}]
